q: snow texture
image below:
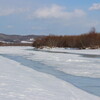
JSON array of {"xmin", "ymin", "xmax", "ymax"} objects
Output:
[{"xmin": 0, "ymin": 46, "xmax": 100, "ymax": 100}]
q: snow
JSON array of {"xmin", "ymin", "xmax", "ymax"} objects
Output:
[
  {"xmin": 0, "ymin": 46, "xmax": 100, "ymax": 100},
  {"xmin": 0, "ymin": 46, "xmax": 100, "ymax": 78},
  {"xmin": 21, "ymin": 41, "xmax": 33, "ymax": 43},
  {"xmin": 29, "ymin": 47, "xmax": 100, "ymax": 78},
  {"xmin": 41, "ymin": 47, "xmax": 100, "ymax": 55}
]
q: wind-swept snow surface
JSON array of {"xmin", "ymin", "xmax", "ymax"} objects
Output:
[{"xmin": 0, "ymin": 46, "xmax": 100, "ymax": 100}]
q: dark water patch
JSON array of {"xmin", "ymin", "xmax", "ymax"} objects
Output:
[
  {"xmin": 81, "ymin": 54, "xmax": 100, "ymax": 58},
  {"xmin": 1, "ymin": 54, "xmax": 100, "ymax": 97}
]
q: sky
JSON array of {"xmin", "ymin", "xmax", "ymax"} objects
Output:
[{"xmin": 0, "ymin": 0, "xmax": 100, "ymax": 35}]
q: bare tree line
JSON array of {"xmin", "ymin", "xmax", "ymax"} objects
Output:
[{"xmin": 33, "ymin": 32, "xmax": 100, "ymax": 49}]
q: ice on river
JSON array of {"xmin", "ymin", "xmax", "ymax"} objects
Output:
[{"xmin": 0, "ymin": 46, "xmax": 100, "ymax": 100}]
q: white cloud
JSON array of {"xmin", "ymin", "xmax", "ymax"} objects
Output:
[
  {"xmin": 0, "ymin": 8, "xmax": 29, "ymax": 16},
  {"xmin": 30, "ymin": 4, "xmax": 86, "ymax": 19},
  {"xmin": 89, "ymin": 3, "xmax": 100, "ymax": 10}
]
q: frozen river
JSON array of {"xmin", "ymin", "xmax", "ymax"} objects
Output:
[
  {"xmin": 0, "ymin": 47, "xmax": 100, "ymax": 100},
  {"xmin": 1, "ymin": 50, "xmax": 100, "ymax": 97}
]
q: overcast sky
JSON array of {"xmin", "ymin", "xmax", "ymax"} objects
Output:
[{"xmin": 0, "ymin": 0, "xmax": 100, "ymax": 35}]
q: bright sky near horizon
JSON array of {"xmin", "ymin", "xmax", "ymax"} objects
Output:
[{"xmin": 0, "ymin": 0, "xmax": 100, "ymax": 35}]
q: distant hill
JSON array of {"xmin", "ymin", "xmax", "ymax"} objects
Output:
[{"xmin": 0, "ymin": 33, "xmax": 42, "ymax": 44}]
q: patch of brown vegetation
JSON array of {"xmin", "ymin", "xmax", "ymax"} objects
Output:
[{"xmin": 32, "ymin": 33, "xmax": 100, "ymax": 49}]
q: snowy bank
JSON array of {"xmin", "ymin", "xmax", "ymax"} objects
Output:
[{"xmin": 0, "ymin": 53, "xmax": 100, "ymax": 99}]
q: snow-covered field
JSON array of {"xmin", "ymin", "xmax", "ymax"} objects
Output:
[{"xmin": 0, "ymin": 46, "xmax": 100, "ymax": 100}]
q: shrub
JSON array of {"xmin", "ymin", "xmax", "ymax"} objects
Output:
[{"xmin": 32, "ymin": 33, "xmax": 100, "ymax": 49}]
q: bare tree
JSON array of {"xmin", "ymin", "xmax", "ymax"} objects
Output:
[{"xmin": 89, "ymin": 27, "xmax": 96, "ymax": 34}]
